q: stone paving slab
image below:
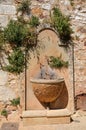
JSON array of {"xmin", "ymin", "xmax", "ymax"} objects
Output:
[{"xmin": 0, "ymin": 123, "xmax": 19, "ymax": 130}]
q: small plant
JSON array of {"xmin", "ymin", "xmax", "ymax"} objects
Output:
[
  {"xmin": 4, "ymin": 20, "xmax": 28, "ymax": 47},
  {"xmin": 49, "ymin": 56, "xmax": 68, "ymax": 68},
  {"xmin": 52, "ymin": 7, "xmax": 72, "ymax": 44},
  {"xmin": 5, "ymin": 48, "xmax": 25, "ymax": 74},
  {"xmin": 10, "ymin": 97, "xmax": 20, "ymax": 107},
  {"xmin": 1, "ymin": 109, "xmax": 8, "ymax": 119},
  {"xmin": 17, "ymin": 0, "xmax": 31, "ymax": 15},
  {"xmin": 0, "ymin": 27, "xmax": 4, "ymax": 49},
  {"xmin": 29, "ymin": 16, "xmax": 40, "ymax": 27}
]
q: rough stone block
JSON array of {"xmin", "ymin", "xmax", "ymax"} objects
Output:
[
  {"xmin": 0, "ymin": 0, "xmax": 14, "ymax": 4},
  {"xmin": 42, "ymin": 3, "xmax": 51, "ymax": 10},
  {"xmin": 0, "ymin": 4, "xmax": 16, "ymax": 15},
  {"xmin": 0, "ymin": 86, "xmax": 16, "ymax": 101},
  {"xmin": 0, "ymin": 15, "xmax": 8, "ymax": 27},
  {"xmin": 0, "ymin": 70, "xmax": 8, "ymax": 86}
]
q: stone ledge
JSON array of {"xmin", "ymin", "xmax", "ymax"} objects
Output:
[
  {"xmin": 22, "ymin": 109, "xmax": 71, "ymax": 118},
  {"xmin": 22, "ymin": 109, "xmax": 71, "ymax": 125},
  {"xmin": 47, "ymin": 109, "xmax": 71, "ymax": 117},
  {"xmin": 22, "ymin": 110, "xmax": 47, "ymax": 118}
]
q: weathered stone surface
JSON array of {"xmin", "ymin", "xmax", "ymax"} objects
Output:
[
  {"xmin": 0, "ymin": 85, "xmax": 16, "ymax": 101},
  {"xmin": 76, "ymin": 94, "xmax": 86, "ymax": 110},
  {"xmin": 0, "ymin": 70, "xmax": 7, "ymax": 86},
  {"xmin": 0, "ymin": 101, "xmax": 5, "ymax": 110},
  {"xmin": 0, "ymin": 4, "xmax": 16, "ymax": 15},
  {"xmin": 41, "ymin": 3, "xmax": 51, "ymax": 10},
  {"xmin": 0, "ymin": 0, "xmax": 14, "ymax": 4},
  {"xmin": 75, "ymin": 81, "xmax": 86, "ymax": 96},
  {"xmin": 31, "ymin": 7, "xmax": 43, "ymax": 17},
  {"xmin": 0, "ymin": 15, "xmax": 8, "ymax": 27}
]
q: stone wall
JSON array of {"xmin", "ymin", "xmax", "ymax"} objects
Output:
[
  {"xmin": 0, "ymin": 0, "xmax": 16, "ymax": 27},
  {"xmin": 70, "ymin": 0, "xmax": 86, "ymax": 96},
  {"xmin": 0, "ymin": 0, "xmax": 86, "ymax": 110}
]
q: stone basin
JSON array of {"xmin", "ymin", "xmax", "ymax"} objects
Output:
[{"xmin": 30, "ymin": 78, "xmax": 64, "ymax": 103}]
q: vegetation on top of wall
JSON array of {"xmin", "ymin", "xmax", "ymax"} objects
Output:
[
  {"xmin": 52, "ymin": 7, "xmax": 72, "ymax": 45},
  {"xmin": 5, "ymin": 48, "xmax": 25, "ymax": 74},
  {"xmin": 49, "ymin": 56, "xmax": 68, "ymax": 68},
  {"xmin": 17, "ymin": 0, "xmax": 31, "ymax": 15},
  {"xmin": 4, "ymin": 20, "xmax": 28, "ymax": 47}
]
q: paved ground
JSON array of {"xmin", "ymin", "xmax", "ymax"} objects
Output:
[
  {"xmin": 0, "ymin": 123, "xmax": 19, "ymax": 130},
  {"xmin": 0, "ymin": 110, "xmax": 86, "ymax": 130}
]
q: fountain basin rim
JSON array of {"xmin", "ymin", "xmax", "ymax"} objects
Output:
[{"xmin": 30, "ymin": 78, "xmax": 64, "ymax": 84}]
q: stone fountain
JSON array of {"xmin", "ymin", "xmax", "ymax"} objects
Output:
[{"xmin": 22, "ymin": 29, "xmax": 74, "ymax": 126}]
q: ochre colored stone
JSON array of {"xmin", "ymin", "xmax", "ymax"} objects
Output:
[{"xmin": 31, "ymin": 7, "xmax": 43, "ymax": 17}]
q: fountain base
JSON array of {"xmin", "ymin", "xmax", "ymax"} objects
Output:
[{"xmin": 22, "ymin": 109, "xmax": 71, "ymax": 126}]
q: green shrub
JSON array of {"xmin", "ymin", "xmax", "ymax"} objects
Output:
[
  {"xmin": 5, "ymin": 48, "xmax": 25, "ymax": 74},
  {"xmin": 1, "ymin": 109, "xmax": 8, "ymax": 118},
  {"xmin": 17, "ymin": 0, "xmax": 31, "ymax": 15},
  {"xmin": 52, "ymin": 7, "xmax": 72, "ymax": 44},
  {"xmin": 10, "ymin": 97, "xmax": 20, "ymax": 107},
  {"xmin": 29, "ymin": 16, "xmax": 40, "ymax": 27},
  {"xmin": 4, "ymin": 20, "xmax": 28, "ymax": 47},
  {"xmin": 49, "ymin": 56, "xmax": 68, "ymax": 68}
]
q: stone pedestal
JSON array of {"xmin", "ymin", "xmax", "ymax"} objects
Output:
[{"xmin": 22, "ymin": 109, "xmax": 71, "ymax": 125}]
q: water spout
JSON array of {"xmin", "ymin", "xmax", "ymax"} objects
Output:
[{"xmin": 35, "ymin": 56, "xmax": 62, "ymax": 80}]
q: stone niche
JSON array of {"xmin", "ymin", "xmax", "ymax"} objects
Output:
[
  {"xmin": 26, "ymin": 28, "xmax": 74, "ymax": 110},
  {"xmin": 22, "ymin": 28, "xmax": 74, "ymax": 125}
]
